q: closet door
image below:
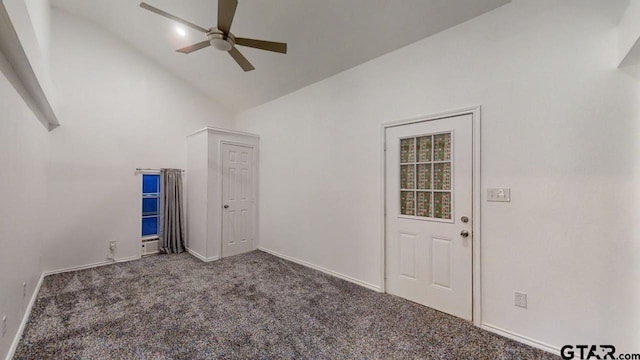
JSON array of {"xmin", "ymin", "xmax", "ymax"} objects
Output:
[{"xmin": 221, "ymin": 143, "xmax": 255, "ymax": 257}]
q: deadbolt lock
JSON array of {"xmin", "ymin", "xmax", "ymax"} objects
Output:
[{"xmin": 461, "ymin": 216, "xmax": 469, "ymax": 223}]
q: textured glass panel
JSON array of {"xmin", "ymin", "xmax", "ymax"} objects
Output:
[
  {"xmin": 434, "ymin": 133, "xmax": 452, "ymax": 161},
  {"xmin": 142, "ymin": 216, "xmax": 158, "ymax": 236},
  {"xmin": 434, "ymin": 163, "xmax": 451, "ymax": 190},
  {"xmin": 401, "ymin": 191, "xmax": 415, "ymax": 216},
  {"xmin": 416, "ymin": 136, "xmax": 432, "ymax": 162},
  {"xmin": 416, "ymin": 192, "xmax": 432, "ymax": 217},
  {"xmin": 434, "ymin": 192, "xmax": 452, "ymax": 219},
  {"xmin": 400, "ymin": 165, "xmax": 415, "ymax": 189},
  {"xmin": 400, "ymin": 138, "xmax": 415, "ymax": 163},
  {"xmin": 143, "ymin": 174, "xmax": 160, "ymax": 194},
  {"xmin": 417, "ymin": 164, "xmax": 432, "ymax": 190},
  {"xmin": 142, "ymin": 197, "xmax": 158, "ymax": 216}
]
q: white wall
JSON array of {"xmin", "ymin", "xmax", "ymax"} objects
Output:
[
  {"xmin": 0, "ymin": 54, "xmax": 48, "ymax": 359},
  {"xmin": 236, "ymin": 0, "xmax": 640, "ymax": 353},
  {"xmin": 186, "ymin": 131, "xmax": 209, "ymax": 258},
  {"xmin": 44, "ymin": 9, "xmax": 234, "ymax": 271}
]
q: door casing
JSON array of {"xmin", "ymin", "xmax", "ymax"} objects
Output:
[{"xmin": 381, "ymin": 106, "xmax": 481, "ymax": 325}]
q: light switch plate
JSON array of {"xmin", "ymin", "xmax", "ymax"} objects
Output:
[{"xmin": 487, "ymin": 188, "xmax": 511, "ymax": 202}]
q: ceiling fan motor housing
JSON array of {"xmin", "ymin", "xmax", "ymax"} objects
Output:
[{"xmin": 208, "ymin": 29, "xmax": 235, "ymax": 51}]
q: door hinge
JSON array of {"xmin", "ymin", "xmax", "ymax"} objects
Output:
[{"xmin": 384, "ymin": 143, "xmax": 387, "ymax": 152}]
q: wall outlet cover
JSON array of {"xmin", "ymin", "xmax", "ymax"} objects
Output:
[
  {"xmin": 107, "ymin": 241, "xmax": 116, "ymax": 260},
  {"xmin": 514, "ymin": 291, "xmax": 527, "ymax": 308}
]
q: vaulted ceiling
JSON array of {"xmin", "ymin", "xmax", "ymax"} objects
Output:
[{"xmin": 51, "ymin": 0, "xmax": 510, "ymax": 113}]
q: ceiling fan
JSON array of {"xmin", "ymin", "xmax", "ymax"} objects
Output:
[{"xmin": 139, "ymin": 0, "xmax": 287, "ymax": 72}]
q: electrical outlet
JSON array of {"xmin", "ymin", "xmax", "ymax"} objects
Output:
[
  {"xmin": 2, "ymin": 315, "xmax": 7, "ymax": 336},
  {"xmin": 107, "ymin": 240, "xmax": 116, "ymax": 260},
  {"xmin": 514, "ymin": 291, "xmax": 527, "ymax": 308},
  {"xmin": 23, "ymin": 282, "xmax": 27, "ymax": 297}
]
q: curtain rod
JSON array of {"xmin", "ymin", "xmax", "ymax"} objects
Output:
[{"xmin": 135, "ymin": 168, "xmax": 185, "ymax": 172}]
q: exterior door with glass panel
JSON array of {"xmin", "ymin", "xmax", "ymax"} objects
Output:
[
  {"xmin": 221, "ymin": 144, "xmax": 254, "ymax": 258},
  {"xmin": 385, "ymin": 114, "xmax": 473, "ymax": 320}
]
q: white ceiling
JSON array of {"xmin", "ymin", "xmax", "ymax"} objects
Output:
[{"xmin": 51, "ymin": 0, "xmax": 510, "ymax": 113}]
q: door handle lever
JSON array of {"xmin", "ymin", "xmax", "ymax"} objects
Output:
[
  {"xmin": 460, "ymin": 230, "xmax": 469, "ymax": 238},
  {"xmin": 223, "ymin": 204, "xmax": 229, "ymax": 209}
]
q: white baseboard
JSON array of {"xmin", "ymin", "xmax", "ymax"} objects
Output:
[
  {"xmin": 258, "ymin": 247, "xmax": 381, "ymax": 292},
  {"xmin": 187, "ymin": 248, "xmax": 219, "ymax": 263},
  {"xmin": 43, "ymin": 255, "xmax": 140, "ymax": 276},
  {"xmin": 5, "ymin": 272, "xmax": 45, "ymax": 360},
  {"xmin": 43, "ymin": 260, "xmax": 111, "ymax": 276},
  {"xmin": 115, "ymin": 255, "xmax": 141, "ymax": 263},
  {"xmin": 480, "ymin": 323, "xmax": 560, "ymax": 356}
]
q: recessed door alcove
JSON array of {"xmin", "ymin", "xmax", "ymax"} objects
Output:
[{"xmin": 186, "ymin": 127, "xmax": 259, "ymax": 262}]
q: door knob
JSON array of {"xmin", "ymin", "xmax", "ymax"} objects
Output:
[
  {"xmin": 223, "ymin": 204, "xmax": 229, "ymax": 209},
  {"xmin": 460, "ymin": 230, "xmax": 469, "ymax": 238}
]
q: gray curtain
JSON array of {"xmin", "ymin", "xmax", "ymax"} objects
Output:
[{"xmin": 159, "ymin": 168, "xmax": 186, "ymax": 254}]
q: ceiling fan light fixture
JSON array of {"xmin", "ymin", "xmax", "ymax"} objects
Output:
[
  {"xmin": 211, "ymin": 37, "xmax": 233, "ymax": 51},
  {"xmin": 208, "ymin": 31, "xmax": 235, "ymax": 51}
]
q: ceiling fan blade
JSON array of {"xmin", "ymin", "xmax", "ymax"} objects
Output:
[
  {"xmin": 235, "ymin": 38, "xmax": 287, "ymax": 54},
  {"xmin": 218, "ymin": 0, "xmax": 238, "ymax": 34},
  {"xmin": 176, "ymin": 41, "xmax": 211, "ymax": 54},
  {"xmin": 140, "ymin": 2, "xmax": 209, "ymax": 33},
  {"xmin": 228, "ymin": 47, "xmax": 255, "ymax": 72}
]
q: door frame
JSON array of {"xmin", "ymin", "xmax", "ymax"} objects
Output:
[
  {"xmin": 380, "ymin": 106, "xmax": 482, "ymax": 326},
  {"xmin": 218, "ymin": 140, "xmax": 259, "ymax": 258}
]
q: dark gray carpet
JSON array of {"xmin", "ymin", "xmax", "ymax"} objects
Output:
[{"xmin": 14, "ymin": 251, "xmax": 557, "ymax": 359}]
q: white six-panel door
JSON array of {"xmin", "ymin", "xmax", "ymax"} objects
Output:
[
  {"xmin": 222, "ymin": 143, "xmax": 254, "ymax": 258},
  {"xmin": 385, "ymin": 114, "xmax": 473, "ymax": 320}
]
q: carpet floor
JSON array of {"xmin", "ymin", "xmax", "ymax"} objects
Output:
[{"xmin": 14, "ymin": 251, "xmax": 557, "ymax": 359}]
